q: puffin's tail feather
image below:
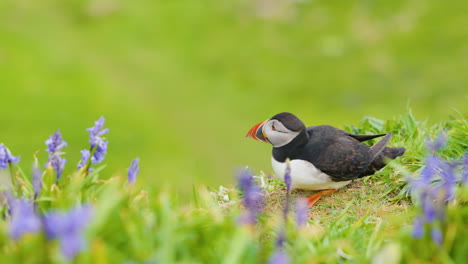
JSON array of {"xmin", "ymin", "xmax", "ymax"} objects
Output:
[
  {"xmin": 360, "ymin": 145, "xmax": 406, "ymax": 177},
  {"xmin": 369, "ymin": 133, "xmax": 392, "ymax": 160},
  {"xmin": 359, "ymin": 133, "xmax": 406, "ymax": 177}
]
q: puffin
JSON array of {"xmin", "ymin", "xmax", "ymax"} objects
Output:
[{"xmin": 246, "ymin": 112, "xmax": 405, "ymax": 207}]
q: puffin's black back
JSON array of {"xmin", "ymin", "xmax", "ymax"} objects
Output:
[
  {"xmin": 301, "ymin": 126, "xmax": 373, "ymax": 181},
  {"xmin": 272, "ymin": 125, "xmax": 406, "ymax": 182}
]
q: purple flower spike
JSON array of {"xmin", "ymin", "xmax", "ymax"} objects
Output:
[
  {"xmin": 426, "ymin": 133, "xmax": 447, "ymax": 152},
  {"xmin": 43, "ymin": 204, "xmax": 93, "ymax": 260},
  {"xmin": 412, "ymin": 216, "xmax": 424, "ymax": 239},
  {"xmin": 407, "ymin": 135, "xmax": 467, "ymax": 247},
  {"xmin": 268, "ymin": 230, "xmax": 290, "ymax": 264},
  {"xmin": 237, "ymin": 169, "xmax": 264, "ymax": 225},
  {"xmin": 32, "ymin": 164, "xmax": 42, "ymax": 198},
  {"xmin": 462, "ymin": 153, "xmax": 468, "ymax": 185},
  {"xmin": 8, "ymin": 198, "xmax": 42, "ymax": 240},
  {"xmin": 276, "ymin": 231, "xmax": 286, "ymax": 248},
  {"xmin": 77, "ymin": 149, "xmax": 90, "ymax": 169},
  {"xmin": 284, "ymin": 162, "xmax": 292, "ymax": 191},
  {"xmin": 440, "ymin": 162, "xmax": 458, "ymax": 201},
  {"xmin": 295, "ymin": 198, "xmax": 309, "ymax": 227},
  {"xmin": 0, "ymin": 144, "xmax": 20, "ymax": 170},
  {"xmin": 87, "ymin": 117, "xmax": 109, "ymax": 148},
  {"xmin": 127, "ymin": 158, "xmax": 140, "ymax": 185},
  {"xmin": 267, "ymin": 249, "xmax": 290, "ymax": 264},
  {"xmin": 45, "ymin": 130, "xmax": 67, "ymax": 156},
  {"xmin": 431, "ymin": 227, "xmax": 443, "ymax": 245},
  {"xmin": 45, "ymin": 130, "xmax": 67, "ymax": 179},
  {"xmin": 268, "ymin": 231, "xmax": 290, "ymax": 264},
  {"xmin": 91, "ymin": 140, "xmax": 108, "ymax": 164},
  {"xmin": 50, "ymin": 155, "xmax": 67, "ymax": 180}
]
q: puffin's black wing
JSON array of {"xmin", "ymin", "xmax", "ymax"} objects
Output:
[{"xmin": 299, "ymin": 126, "xmax": 378, "ymax": 181}]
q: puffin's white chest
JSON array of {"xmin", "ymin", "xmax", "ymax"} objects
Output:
[{"xmin": 271, "ymin": 157, "xmax": 351, "ymax": 190}]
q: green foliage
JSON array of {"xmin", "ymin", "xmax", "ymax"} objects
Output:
[{"xmin": 0, "ymin": 113, "xmax": 466, "ymax": 263}]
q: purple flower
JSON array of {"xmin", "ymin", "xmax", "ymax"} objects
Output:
[
  {"xmin": 268, "ymin": 232, "xmax": 290, "ymax": 264},
  {"xmin": 45, "ymin": 130, "xmax": 67, "ymax": 156},
  {"xmin": 267, "ymin": 249, "xmax": 290, "ymax": 264},
  {"xmin": 276, "ymin": 231, "xmax": 286, "ymax": 248},
  {"xmin": 407, "ymin": 134, "xmax": 467, "ymax": 246},
  {"xmin": 0, "ymin": 144, "xmax": 20, "ymax": 170},
  {"xmin": 127, "ymin": 158, "xmax": 140, "ymax": 185},
  {"xmin": 8, "ymin": 197, "xmax": 42, "ymax": 240},
  {"xmin": 439, "ymin": 162, "xmax": 458, "ymax": 201},
  {"xmin": 45, "ymin": 130, "xmax": 67, "ymax": 179},
  {"xmin": 77, "ymin": 149, "xmax": 90, "ymax": 169},
  {"xmin": 86, "ymin": 117, "xmax": 109, "ymax": 148},
  {"xmin": 412, "ymin": 216, "xmax": 424, "ymax": 239},
  {"xmin": 32, "ymin": 164, "xmax": 42, "ymax": 198},
  {"xmin": 420, "ymin": 193, "xmax": 437, "ymax": 222},
  {"xmin": 426, "ymin": 133, "xmax": 446, "ymax": 152},
  {"xmin": 295, "ymin": 198, "xmax": 309, "ymax": 227},
  {"xmin": 462, "ymin": 153, "xmax": 468, "ymax": 185},
  {"xmin": 284, "ymin": 162, "xmax": 292, "ymax": 192},
  {"xmin": 50, "ymin": 155, "xmax": 67, "ymax": 180},
  {"xmin": 91, "ymin": 140, "xmax": 108, "ymax": 164},
  {"xmin": 43, "ymin": 204, "xmax": 93, "ymax": 260},
  {"xmin": 431, "ymin": 227, "xmax": 443, "ymax": 245},
  {"xmin": 237, "ymin": 169, "xmax": 264, "ymax": 225},
  {"xmin": 281, "ymin": 162, "xmax": 293, "ymax": 221}
]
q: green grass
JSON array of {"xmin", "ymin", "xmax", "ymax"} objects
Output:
[{"xmin": 0, "ymin": 113, "xmax": 466, "ymax": 263}]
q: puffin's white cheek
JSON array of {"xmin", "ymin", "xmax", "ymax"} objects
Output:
[{"xmin": 270, "ymin": 133, "xmax": 296, "ymax": 148}]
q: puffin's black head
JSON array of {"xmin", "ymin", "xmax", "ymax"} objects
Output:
[{"xmin": 247, "ymin": 112, "xmax": 306, "ymax": 147}]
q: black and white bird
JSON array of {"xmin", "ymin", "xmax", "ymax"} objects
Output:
[{"xmin": 247, "ymin": 112, "xmax": 405, "ymax": 206}]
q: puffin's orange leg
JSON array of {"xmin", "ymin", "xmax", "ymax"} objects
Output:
[{"xmin": 306, "ymin": 189, "xmax": 337, "ymax": 208}]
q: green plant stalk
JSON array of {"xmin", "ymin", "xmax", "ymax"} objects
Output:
[
  {"xmin": 9, "ymin": 162, "xmax": 17, "ymax": 192},
  {"xmin": 224, "ymin": 229, "xmax": 251, "ymax": 264}
]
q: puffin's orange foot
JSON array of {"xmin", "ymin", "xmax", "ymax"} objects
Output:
[{"xmin": 306, "ymin": 189, "xmax": 337, "ymax": 207}]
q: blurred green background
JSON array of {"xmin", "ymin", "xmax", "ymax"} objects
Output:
[{"xmin": 0, "ymin": 0, "xmax": 466, "ymax": 196}]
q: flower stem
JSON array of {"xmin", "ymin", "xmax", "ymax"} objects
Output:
[{"xmin": 8, "ymin": 162, "xmax": 17, "ymax": 192}]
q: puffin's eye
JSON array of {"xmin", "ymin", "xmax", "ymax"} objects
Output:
[{"xmin": 272, "ymin": 124, "xmax": 276, "ymax": 130}]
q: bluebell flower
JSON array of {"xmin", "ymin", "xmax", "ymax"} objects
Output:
[
  {"xmin": 439, "ymin": 162, "xmax": 458, "ymax": 201},
  {"xmin": 50, "ymin": 155, "xmax": 67, "ymax": 180},
  {"xmin": 462, "ymin": 153, "xmax": 468, "ymax": 185},
  {"xmin": 45, "ymin": 130, "xmax": 67, "ymax": 179},
  {"xmin": 86, "ymin": 116, "xmax": 109, "ymax": 148},
  {"xmin": 267, "ymin": 249, "xmax": 290, "ymax": 264},
  {"xmin": 32, "ymin": 164, "xmax": 42, "ymax": 198},
  {"xmin": 237, "ymin": 169, "xmax": 264, "ymax": 225},
  {"xmin": 407, "ymin": 134, "xmax": 467, "ymax": 246},
  {"xmin": 284, "ymin": 162, "xmax": 292, "ymax": 192},
  {"xmin": 45, "ymin": 130, "xmax": 67, "ymax": 156},
  {"xmin": 0, "ymin": 144, "xmax": 20, "ymax": 170},
  {"xmin": 294, "ymin": 198, "xmax": 308, "ymax": 227},
  {"xmin": 91, "ymin": 140, "xmax": 108, "ymax": 164},
  {"xmin": 412, "ymin": 216, "xmax": 424, "ymax": 239},
  {"xmin": 426, "ymin": 133, "xmax": 446, "ymax": 152},
  {"xmin": 77, "ymin": 149, "xmax": 90, "ymax": 169},
  {"xmin": 431, "ymin": 227, "xmax": 443, "ymax": 245},
  {"xmin": 127, "ymin": 158, "xmax": 140, "ymax": 185},
  {"xmin": 268, "ymin": 231, "xmax": 290, "ymax": 264},
  {"xmin": 275, "ymin": 230, "xmax": 286, "ymax": 248},
  {"xmin": 43, "ymin": 204, "xmax": 93, "ymax": 260},
  {"xmin": 7, "ymin": 197, "xmax": 42, "ymax": 240}
]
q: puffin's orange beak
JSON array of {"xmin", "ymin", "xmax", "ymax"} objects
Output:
[{"xmin": 246, "ymin": 121, "xmax": 268, "ymax": 143}]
